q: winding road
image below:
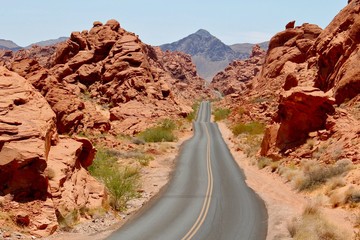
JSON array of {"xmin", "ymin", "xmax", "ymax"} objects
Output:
[{"xmin": 108, "ymin": 101, "xmax": 268, "ymax": 240}]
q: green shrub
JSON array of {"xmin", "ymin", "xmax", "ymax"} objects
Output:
[
  {"xmin": 186, "ymin": 102, "xmax": 200, "ymax": 122},
  {"xmin": 213, "ymin": 108, "xmax": 231, "ymax": 122},
  {"xmin": 139, "ymin": 126, "xmax": 176, "ymax": 142},
  {"xmin": 88, "ymin": 148, "xmax": 140, "ymax": 211},
  {"xmin": 232, "ymin": 121, "xmax": 265, "ymax": 136},
  {"xmin": 160, "ymin": 118, "xmax": 176, "ymax": 130},
  {"xmin": 139, "ymin": 119, "xmax": 177, "ymax": 143}
]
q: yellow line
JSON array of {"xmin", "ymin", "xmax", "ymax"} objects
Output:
[{"xmin": 181, "ymin": 123, "xmax": 213, "ymax": 240}]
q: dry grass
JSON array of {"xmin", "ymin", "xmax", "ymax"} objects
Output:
[
  {"xmin": 288, "ymin": 201, "xmax": 350, "ymax": 240},
  {"xmin": 327, "ymin": 177, "xmax": 346, "ymax": 191},
  {"xmin": 257, "ymin": 157, "xmax": 271, "ymax": 169},
  {"xmin": 294, "ymin": 159, "xmax": 353, "ymax": 191}
]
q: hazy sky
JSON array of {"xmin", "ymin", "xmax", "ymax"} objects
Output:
[{"xmin": 1, "ymin": 1, "xmax": 347, "ymax": 47}]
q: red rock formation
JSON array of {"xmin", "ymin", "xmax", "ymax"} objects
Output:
[
  {"xmin": 217, "ymin": 3, "xmax": 360, "ymax": 163},
  {"xmin": 312, "ymin": 1, "xmax": 360, "ymax": 104},
  {"xmin": 0, "ymin": 67, "xmax": 106, "ymax": 237},
  {"xmin": 6, "ymin": 19, "xmax": 210, "ymax": 135},
  {"xmin": 261, "ymin": 87, "xmax": 335, "ymax": 155},
  {"xmin": 210, "ymin": 45, "xmax": 265, "ymax": 95}
]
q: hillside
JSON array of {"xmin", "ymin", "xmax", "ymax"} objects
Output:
[
  {"xmin": 229, "ymin": 41, "xmax": 269, "ymax": 56},
  {"xmin": 0, "ymin": 39, "xmax": 21, "ymax": 51},
  {"xmin": 26, "ymin": 37, "xmax": 68, "ymax": 48}
]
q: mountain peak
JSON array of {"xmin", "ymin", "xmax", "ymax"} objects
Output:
[{"xmin": 194, "ymin": 29, "xmax": 212, "ymax": 37}]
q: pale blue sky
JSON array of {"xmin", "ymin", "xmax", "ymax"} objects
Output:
[{"xmin": 1, "ymin": 1, "xmax": 347, "ymax": 47}]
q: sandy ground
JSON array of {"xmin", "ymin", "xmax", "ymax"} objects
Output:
[{"xmin": 216, "ymin": 121, "xmax": 355, "ymax": 239}]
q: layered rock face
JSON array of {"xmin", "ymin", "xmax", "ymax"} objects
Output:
[
  {"xmin": 210, "ymin": 45, "xmax": 266, "ymax": 95},
  {"xmin": 7, "ymin": 20, "xmax": 209, "ymax": 135},
  {"xmin": 0, "ymin": 67, "xmax": 105, "ymax": 237},
  {"xmin": 312, "ymin": 1, "xmax": 360, "ymax": 104}
]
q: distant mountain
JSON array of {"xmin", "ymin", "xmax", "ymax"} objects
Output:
[
  {"xmin": 0, "ymin": 37, "xmax": 68, "ymax": 51},
  {"xmin": 160, "ymin": 29, "xmax": 269, "ymax": 81},
  {"xmin": 230, "ymin": 41, "xmax": 269, "ymax": 56},
  {"xmin": 26, "ymin": 37, "xmax": 68, "ymax": 48},
  {"xmin": 0, "ymin": 39, "xmax": 22, "ymax": 51}
]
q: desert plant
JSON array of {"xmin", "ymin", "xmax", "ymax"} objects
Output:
[
  {"xmin": 105, "ymin": 166, "xmax": 140, "ymax": 211},
  {"xmin": 257, "ymin": 157, "xmax": 271, "ymax": 169},
  {"xmin": 288, "ymin": 201, "xmax": 350, "ymax": 240},
  {"xmin": 232, "ymin": 121, "xmax": 265, "ymax": 136},
  {"xmin": 135, "ymin": 154, "xmax": 154, "ymax": 166},
  {"xmin": 213, "ymin": 107, "xmax": 231, "ymax": 122},
  {"xmin": 159, "ymin": 118, "xmax": 176, "ymax": 130},
  {"xmin": 344, "ymin": 186, "xmax": 360, "ymax": 205},
  {"xmin": 327, "ymin": 177, "xmax": 346, "ymax": 191},
  {"xmin": 139, "ymin": 119, "xmax": 178, "ymax": 143},
  {"xmin": 295, "ymin": 159, "xmax": 353, "ymax": 191},
  {"xmin": 139, "ymin": 126, "xmax": 176, "ymax": 142},
  {"xmin": 45, "ymin": 167, "xmax": 56, "ymax": 180},
  {"xmin": 56, "ymin": 209, "xmax": 80, "ymax": 230},
  {"xmin": 186, "ymin": 102, "xmax": 200, "ymax": 122},
  {"xmin": 88, "ymin": 148, "xmax": 140, "ymax": 211}
]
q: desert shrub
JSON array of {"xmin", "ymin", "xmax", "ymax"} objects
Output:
[
  {"xmin": 56, "ymin": 209, "xmax": 79, "ymax": 230},
  {"xmin": 135, "ymin": 154, "xmax": 154, "ymax": 166},
  {"xmin": 139, "ymin": 119, "xmax": 177, "ymax": 142},
  {"xmin": 257, "ymin": 157, "xmax": 271, "ymax": 169},
  {"xmin": 295, "ymin": 159, "xmax": 353, "ymax": 191},
  {"xmin": 131, "ymin": 137, "xmax": 145, "ymax": 145},
  {"xmin": 327, "ymin": 177, "xmax": 346, "ymax": 191},
  {"xmin": 232, "ymin": 121, "xmax": 265, "ymax": 136},
  {"xmin": 213, "ymin": 107, "xmax": 231, "ymax": 122},
  {"xmin": 288, "ymin": 202, "xmax": 350, "ymax": 240},
  {"xmin": 160, "ymin": 118, "xmax": 176, "ymax": 130},
  {"xmin": 45, "ymin": 167, "xmax": 56, "ymax": 180},
  {"xmin": 186, "ymin": 102, "xmax": 200, "ymax": 122},
  {"xmin": 88, "ymin": 148, "xmax": 140, "ymax": 211},
  {"xmin": 139, "ymin": 126, "xmax": 176, "ymax": 142},
  {"xmin": 344, "ymin": 186, "xmax": 360, "ymax": 205}
]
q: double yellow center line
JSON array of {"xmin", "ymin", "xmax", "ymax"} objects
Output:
[{"xmin": 181, "ymin": 123, "xmax": 214, "ymax": 240}]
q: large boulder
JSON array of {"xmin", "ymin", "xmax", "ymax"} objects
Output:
[{"xmin": 261, "ymin": 87, "xmax": 335, "ymax": 154}]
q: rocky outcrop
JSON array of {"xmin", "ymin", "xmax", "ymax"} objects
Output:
[
  {"xmin": 210, "ymin": 45, "xmax": 266, "ymax": 95},
  {"xmin": 312, "ymin": 1, "xmax": 360, "ymax": 104},
  {"xmin": 0, "ymin": 67, "xmax": 106, "ymax": 237},
  {"xmin": 258, "ymin": 3, "xmax": 360, "ymax": 159},
  {"xmin": 216, "ymin": 3, "xmax": 359, "ymax": 163},
  {"xmin": 261, "ymin": 87, "xmax": 335, "ymax": 156},
  {"xmin": 6, "ymin": 19, "xmax": 209, "ymax": 135}
]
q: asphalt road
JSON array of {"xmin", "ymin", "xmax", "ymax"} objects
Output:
[{"xmin": 107, "ymin": 101, "xmax": 268, "ymax": 240}]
